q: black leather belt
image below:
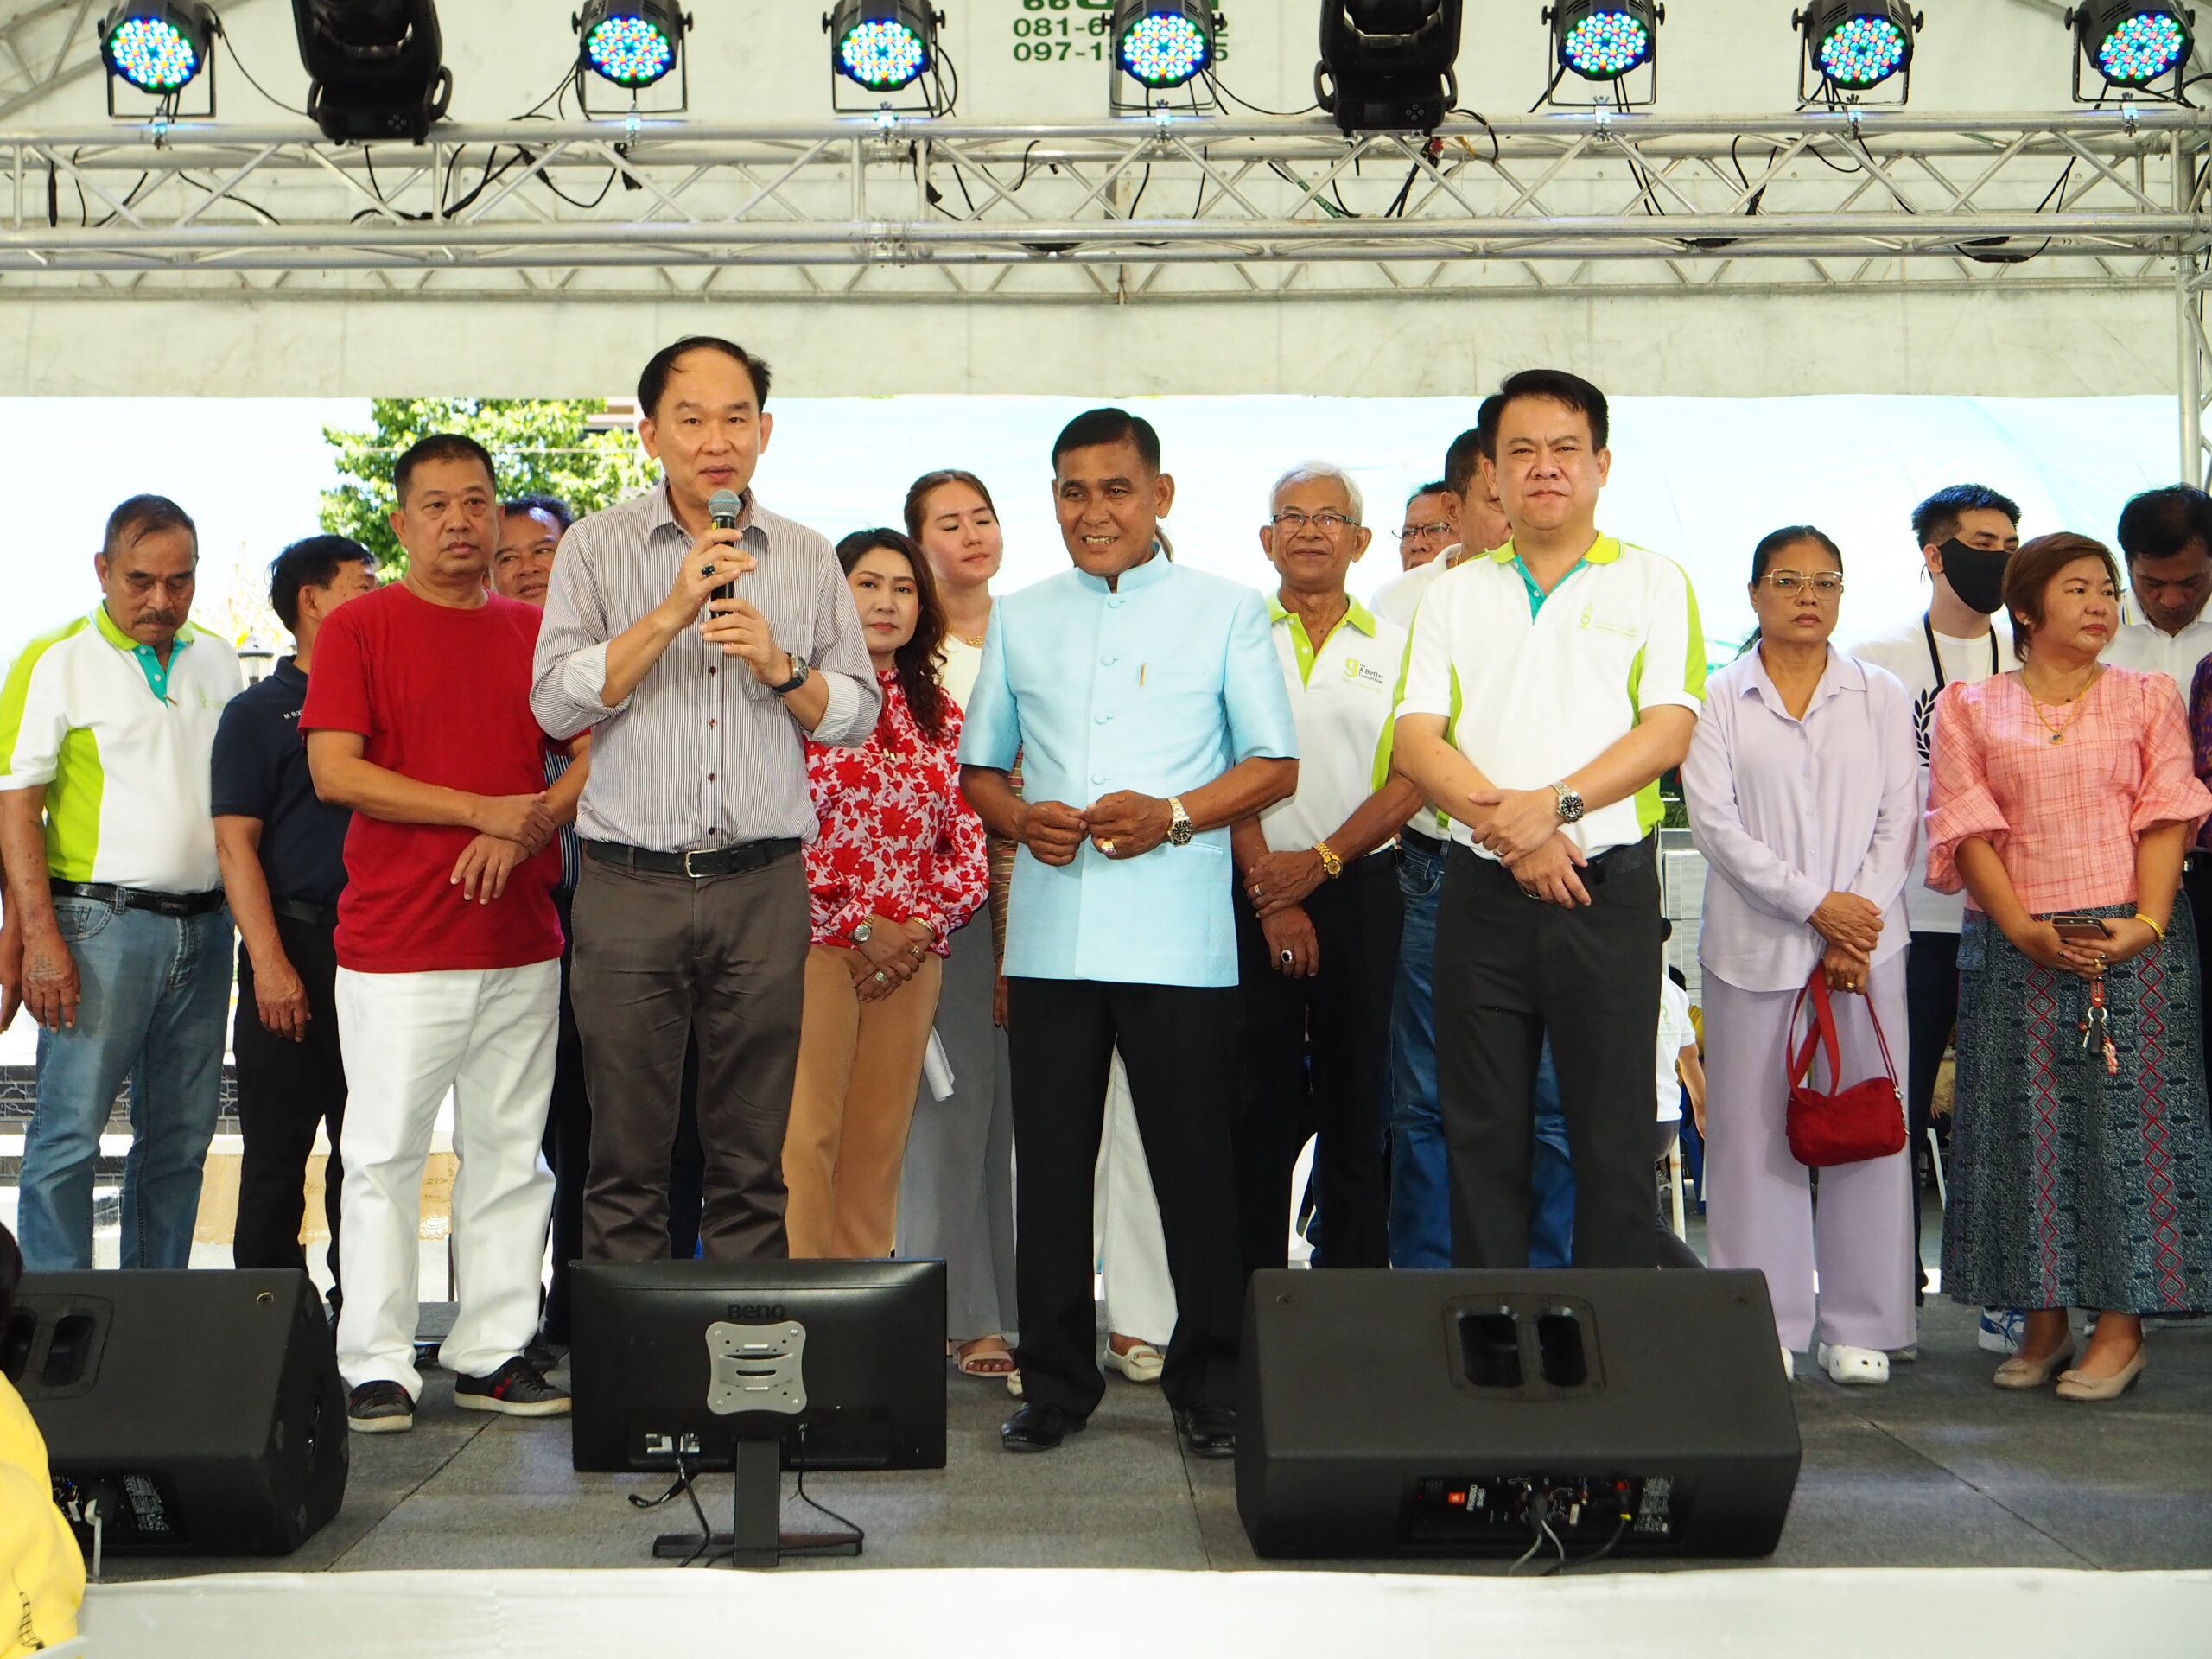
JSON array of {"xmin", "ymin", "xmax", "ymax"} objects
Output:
[
  {"xmin": 584, "ymin": 838, "xmax": 800, "ymax": 879},
  {"xmin": 1400, "ymin": 824, "xmax": 1448, "ymax": 858},
  {"xmin": 272, "ymin": 898, "xmax": 339, "ymax": 928},
  {"xmin": 49, "ymin": 879, "xmax": 226, "ymax": 918}
]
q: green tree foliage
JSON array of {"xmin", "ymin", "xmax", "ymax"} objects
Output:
[{"xmin": 321, "ymin": 398, "xmax": 658, "ymax": 571}]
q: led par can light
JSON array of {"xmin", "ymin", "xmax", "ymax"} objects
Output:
[
  {"xmin": 577, "ymin": 0, "xmax": 686, "ymax": 89},
  {"xmin": 1552, "ymin": 1, "xmax": 1661, "ymax": 82},
  {"xmin": 1802, "ymin": 2, "xmax": 1919, "ymax": 91},
  {"xmin": 2072, "ymin": 2, "xmax": 2195, "ymax": 87},
  {"xmin": 1114, "ymin": 0, "xmax": 1217, "ymax": 89},
  {"xmin": 829, "ymin": 0, "xmax": 938, "ymax": 92},
  {"xmin": 99, "ymin": 1, "xmax": 215, "ymax": 94}
]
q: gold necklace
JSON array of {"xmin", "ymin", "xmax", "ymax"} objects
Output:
[{"xmin": 2024, "ymin": 668, "xmax": 2096, "ymax": 744}]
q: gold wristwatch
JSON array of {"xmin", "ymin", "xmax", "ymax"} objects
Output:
[{"xmin": 1313, "ymin": 840, "xmax": 1344, "ymax": 879}]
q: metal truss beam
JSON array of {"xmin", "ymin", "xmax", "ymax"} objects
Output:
[
  {"xmin": 0, "ymin": 0, "xmax": 100, "ymax": 122},
  {"xmin": 1, "ymin": 107, "xmax": 2207, "ymax": 299}
]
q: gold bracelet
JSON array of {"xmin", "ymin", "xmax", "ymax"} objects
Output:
[{"xmin": 2133, "ymin": 912, "xmax": 2166, "ymax": 942}]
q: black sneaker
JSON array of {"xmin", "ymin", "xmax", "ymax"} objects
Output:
[
  {"xmin": 347, "ymin": 1380, "xmax": 416, "ymax": 1433},
  {"xmin": 454, "ymin": 1355, "xmax": 572, "ymax": 1417}
]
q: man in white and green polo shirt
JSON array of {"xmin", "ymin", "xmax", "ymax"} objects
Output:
[
  {"xmin": 1395, "ymin": 370, "xmax": 1705, "ymax": 1272},
  {"xmin": 0, "ymin": 494, "xmax": 242, "ymax": 1270}
]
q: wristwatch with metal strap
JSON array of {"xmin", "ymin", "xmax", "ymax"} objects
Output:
[
  {"xmin": 1166, "ymin": 797, "xmax": 1195, "ymax": 847},
  {"xmin": 1313, "ymin": 840, "xmax": 1344, "ymax": 879}
]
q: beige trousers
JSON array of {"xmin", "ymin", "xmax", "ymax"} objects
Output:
[{"xmin": 783, "ymin": 944, "xmax": 943, "ymax": 1259}]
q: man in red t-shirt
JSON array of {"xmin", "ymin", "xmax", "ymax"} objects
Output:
[{"xmin": 303, "ymin": 435, "xmax": 583, "ymax": 1434}]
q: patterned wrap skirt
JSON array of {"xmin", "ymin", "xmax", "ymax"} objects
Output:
[{"xmin": 1945, "ymin": 899, "xmax": 2212, "ymax": 1313}]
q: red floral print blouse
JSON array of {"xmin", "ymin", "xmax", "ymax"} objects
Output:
[{"xmin": 803, "ymin": 669, "xmax": 989, "ymax": 953}]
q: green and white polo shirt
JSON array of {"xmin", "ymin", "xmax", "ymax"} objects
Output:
[
  {"xmin": 1257, "ymin": 593, "xmax": 1406, "ymax": 855},
  {"xmin": 1395, "ymin": 533, "xmax": 1706, "ymax": 857},
  {"xmin": 0, "ymin": 607, "xmax": 242, "ymax": 892}
]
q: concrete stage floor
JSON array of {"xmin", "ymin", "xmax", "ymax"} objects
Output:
[{"xmin": 100, "ymin": 1296, "xmax": 2212, "ymax": 1580}]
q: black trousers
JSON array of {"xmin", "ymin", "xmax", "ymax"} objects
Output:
[
  {"xmin": 1006, "ymin": 976, "xmax": 1243, "ymax": 1416},
  {"xmin": 543, "ymin": 893, "xmax": 709, "ymax": 1341},
  {"xmin": 1902, "ymin": 929, "xmax": 1960, "ymax": 1298},
  {"xmin": 231, "ymin": 912, "xmax": 346, "ymax": 1291},
  {"xmin": 1232, "ymin": 854, "xmax": 1398, "ymax": 1275},
  {"xmin": 1434, "ymin": 841, "xmax": 1662, "ymax": 1269}
]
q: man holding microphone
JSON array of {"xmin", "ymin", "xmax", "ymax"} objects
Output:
[{"xmin": 532, "ymin": 336, "xmax": 878, "ymax": 1264}]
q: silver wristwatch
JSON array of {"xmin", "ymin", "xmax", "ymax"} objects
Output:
[
  {"xmin": 1166, "ymin": 797, "xmax": 1195, "ymax": 847},
  {"xmin": 1551, "ymin": 783, "xmax": 1586, "ymax": 825},
  {"xmin": 851, "ymin": 920, "xmax": 874, "ymax": 944}
]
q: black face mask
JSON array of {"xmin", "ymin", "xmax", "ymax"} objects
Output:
[{"xmin": 1939, "ymin": 537, "xmax": 2010, "ymax": 616}]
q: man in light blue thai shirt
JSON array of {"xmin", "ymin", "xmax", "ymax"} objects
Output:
[{"xmin": 961, "ymin": 407, "xmax": 1299, "ymax": 1461}]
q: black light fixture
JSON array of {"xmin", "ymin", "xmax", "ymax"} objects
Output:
[
  {"xmin": 1315, "ymin": 0, "xmax": 1465, "ymax": 136},
  {"xmin": 577, "ymin": 0, "xmax": 688, "ymax": 90},
  {"xmin": 99, "ymin": 2, "xmax": 215, "ymax": 95},
  {"xmin": 1112, "ymin": 1, "xmax": 1217, "ymax": 89},
  {"xmin": 827, "ymin": 0, "xmax": 939, "ymax": 93},
  {"xmin": 1550, "ymin": 2, "xmax": 1661, "ymax": 82},
  {"xmin": 291, "ymin": 0, "xmax": 452, "ymax": 143},
  {"xmin": 2068, "ymin": 2, "xmax": 2195, "ymax": 96},
  {"xmin": 1797, "ymin": 3, "xmax": 1920, "ymax": 97}
]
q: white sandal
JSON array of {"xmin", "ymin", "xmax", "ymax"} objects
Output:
[
  {"xmin": 1105, "ymin": 1339, "xmax": 1165, "ymax": 1384},
  {"xmin": 1817, "ymin": 1343, "xmax": 1891, "ymax": 1386}
]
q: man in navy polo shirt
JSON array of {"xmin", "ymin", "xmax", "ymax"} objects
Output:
[{"xmin": 212, "ymin": 537, "xmax": 378, "ymax": 1304}]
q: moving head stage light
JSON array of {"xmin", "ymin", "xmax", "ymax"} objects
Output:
[
  {"xmin": 1316, "ymin": 0, "xmax": 1465, "ymax": 136},
  {"xmin": 292, "ymin": 0, "xmax": 451, "ymax": 143}
]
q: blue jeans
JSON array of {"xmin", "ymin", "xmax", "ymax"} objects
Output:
[
  {"xmin": 1529, "ymin": 1042, "xmax": 1576, "ymax": 1268},
  {"xmin": 17, "ymin": 895, "xmax": 232, "ymax": 1271},
  {"xmin": 1387, "ymin": 835, "xmax": 1450, "ymax": 1267}
]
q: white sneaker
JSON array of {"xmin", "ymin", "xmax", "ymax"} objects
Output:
[
  {"xmin": 1817, "ymin": 1343, "xmax": 1891, "ymax": 1385},
  {"xmin": 1978, "ymin": 1308, "xmax": 2026, "ymax": 1355}
]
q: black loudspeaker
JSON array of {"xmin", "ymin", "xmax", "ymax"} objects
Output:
[
  {"xmin": 1237, "ymin": 1268, "xmax": 1801, "ymax": 1560},
  {"xmin": 3, "ymin": 1270, "xmax": 348, "ymax": 1556}
]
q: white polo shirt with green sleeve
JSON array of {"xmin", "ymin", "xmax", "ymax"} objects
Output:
[
  {"xmin": 1257, "ymin": 594, "xmax": 1406, "ymax": 855},
  {"xmin": 1395, "ymin": 534, "xmax": 1705, "ymax": 858},
  {"xmin": 0, "ymin": 607, "xmax": 242, "ymax": 893}
]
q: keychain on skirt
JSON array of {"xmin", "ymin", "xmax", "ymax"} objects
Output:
[{"xmin": 2081, "ymin": 977, "xmax": 2119, "ymax": 1076}]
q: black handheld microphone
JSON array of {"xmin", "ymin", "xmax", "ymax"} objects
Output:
[{"xmin": 708, "ymin": 488, "xmax": 743, "ymax": 603}]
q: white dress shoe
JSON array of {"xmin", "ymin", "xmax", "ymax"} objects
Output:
[{"xmin": 1817, "ymin": 1343, "xmax": 1891, "ymax": 1385}]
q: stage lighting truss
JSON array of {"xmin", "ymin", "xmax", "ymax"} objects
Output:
[
  {"xmin": 1543, "ymin": 3, "xmax": 1662, "ymax": 110},
  {"xmin": 1315, "ymin": 0, "xmax": 1466, "ymax": 137},
  {"xmin": 99, "ymin": 2, "xmax": 218, "ymax": 121},
  {"xmin": 2069, "ymin": 2, "xmax": 2196, "ymax": 100},
  {"xmin": 575, "ymin": 1, "xmax": 690, "ymax": 117},
  {"xmin": 1796, "ymin": 3, "xmax": 1920, "ymax": 107},
  {"xmin": 826, "ymin": 1, "xmax": 952, "ymax": 116}
]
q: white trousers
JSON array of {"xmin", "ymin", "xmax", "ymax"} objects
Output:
[
  {"xmin": 1094, "ymin": 1049, "xmax": 1178, "ymax": 1346},
  {"xmin": 1701, "ymin": 962, "xmax": 1918, "ymax": 1354},
  {"xmin": 334, "ymin": 961, "xmax": 559, "ymax": 1395}
]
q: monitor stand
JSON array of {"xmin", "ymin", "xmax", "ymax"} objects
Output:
[{"xmin": 651, "ymin": 1439, "xmax": 863, "ymax": 1567}]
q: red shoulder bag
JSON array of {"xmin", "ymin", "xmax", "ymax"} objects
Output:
[{"xmin": 1783, "ymin": 969, "xmax": 1909, "ymax": 1167}]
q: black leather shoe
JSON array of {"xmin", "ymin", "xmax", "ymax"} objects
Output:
[
  {"xmin": 1001, "ymin": 1402, "xmax": 1084, "ymax": 1452},
  {"xmin": 1176, "ymin": 1404, "xmax": 1236, "ymax": 1459}
]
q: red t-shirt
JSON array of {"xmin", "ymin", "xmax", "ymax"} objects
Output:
[{"xmin": 301, "ymin": 583, "xmax": 563, "ymax": 974}]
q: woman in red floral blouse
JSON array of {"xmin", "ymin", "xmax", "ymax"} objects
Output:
[{"xmin": 781, "ymin": 529, "xmax": 991, "ymax": 1258}]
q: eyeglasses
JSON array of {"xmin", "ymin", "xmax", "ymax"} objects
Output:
[
  {"xmin": 1393, "ymin": 520, "xmax": 1454, "ymax": 542},
  {"xmin": 1762, "ymin": 570, "xmax": 1846, "ymax": 596},
  {"xmin": 1272, "ymin": 510, "xmax": 1359, "ymax": 534}
]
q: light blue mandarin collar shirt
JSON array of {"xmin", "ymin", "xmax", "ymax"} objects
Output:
[{"xmin": 958, "ymin": 553, "xmax": 1300, "ymax": 988}]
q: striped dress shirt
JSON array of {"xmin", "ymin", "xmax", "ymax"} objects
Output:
[{"xmin": 530, "ymin": 482, "xmax": 879, "ymax": 851}]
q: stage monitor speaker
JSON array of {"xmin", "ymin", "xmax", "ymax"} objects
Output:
[
  {"xmin": 4, "ymin": 1270, "xmax": 348, "ymax": 1556},
  {"xmin": 1236, "ymin": 1268, "xmax": 1800, "ymax": 1560}
]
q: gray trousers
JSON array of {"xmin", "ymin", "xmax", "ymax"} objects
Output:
[
  {"xmin": 897, "ymin": 915, "xmax": 1018, "ymax": 1341},
  {"xmin": 571, "ymin": 852, "xmax": 810, "ymax": 1262}
]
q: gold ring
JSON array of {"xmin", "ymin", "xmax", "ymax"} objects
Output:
[{"xmin": 1099, "ymin": 839, "xmax": 1116, "ymax": 855}]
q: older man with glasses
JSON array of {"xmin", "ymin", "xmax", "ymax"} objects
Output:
[
  {"xmin": 1393, "ymin": 482, "xmax": 1459, "ymax": 573},
  {"xmin": 1233, "ymin": 465, "xmax": 1424, "ymax": 1281}
]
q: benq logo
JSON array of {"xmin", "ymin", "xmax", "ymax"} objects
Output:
[{"xmin": 725, "ymin": 1303, "xmax": 787, "ymax": 1322}]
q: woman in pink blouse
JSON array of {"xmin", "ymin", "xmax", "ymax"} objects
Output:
[
  {"xmin": 780, "ymin": 529, "xmax": 990, "ymax": 1259},
  {"xmin": 1927, "ymin": 533, "xmax": 2212, "ymax": 1401}
]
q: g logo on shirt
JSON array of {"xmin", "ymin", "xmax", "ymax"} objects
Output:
[{"xmin": 1341, "ymin": 658, "xmax": 1388, "ymax": 690}]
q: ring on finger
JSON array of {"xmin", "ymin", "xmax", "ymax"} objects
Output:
[
  {"xmin": 1279, "ymin": 950, "xmax": 1294, "ymax": 965},
  {"xmin": 874, "ymin": 969, "xmax": 888, "ymax": 983}
]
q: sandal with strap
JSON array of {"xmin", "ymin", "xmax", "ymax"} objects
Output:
[{"xmin": 951, "ymin": 1338, "xmax": 1018, "ymax": 1378}]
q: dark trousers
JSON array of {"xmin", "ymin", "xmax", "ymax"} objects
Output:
[
  {"xmin": 1233, "ymin": 855, "xmax": 1398, "ymax": 1275},
  {"xmin": 1902, "ymin": 929, "xmax": 1959, "ymax": 1299},
  {"xmin": 2186, "ymin": 861, "xmax": 2212, "ymax": 1099},
  {"xmin": 230, "ymin": 913, "xmax": 346, "ymax": 1294},
  {"xmin": 572, "ymin": 853, "xmax": 809, "ymax": 1262},
  {"xmin": 1434, "ymin": 841, "xmax": 1662, "ymax": 1269},
  {"xmin": 1006, "ymin": 976, "xmax": 1244, "ymax": 1416}
]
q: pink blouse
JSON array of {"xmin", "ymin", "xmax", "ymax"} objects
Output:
[{"xmin": 1925, "ymin": 667, "xmax": 2212, "ymax": 915}]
